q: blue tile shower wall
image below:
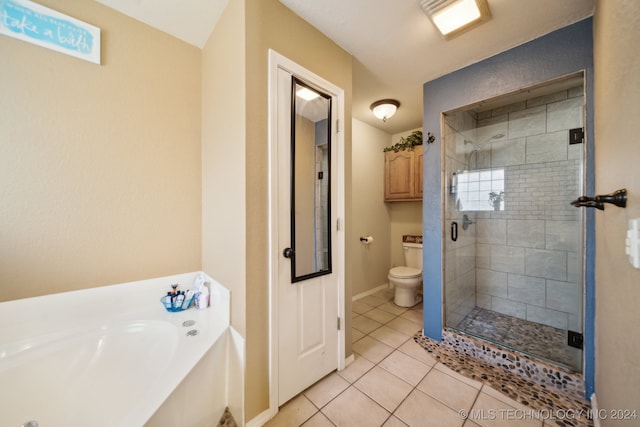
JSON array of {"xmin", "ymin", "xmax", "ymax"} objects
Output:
[{"xmin": 422, "ymin": 18, "xmax": 594, "ymax": 396}]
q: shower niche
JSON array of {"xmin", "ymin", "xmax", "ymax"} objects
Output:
[{"xmin": 443, "ymin": 73, "xmax": 585, "ymax": 372}]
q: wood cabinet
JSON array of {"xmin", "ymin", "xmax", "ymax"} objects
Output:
[{"xmin": 384, "ymin": 145, "xmax": 423, "ymax": 201}]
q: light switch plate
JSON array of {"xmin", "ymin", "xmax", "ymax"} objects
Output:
[{"xmin": 625, "ymin": 218, "xmax": 640, "ymax": 269}]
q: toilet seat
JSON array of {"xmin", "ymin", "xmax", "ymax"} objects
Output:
[{"xmin": 389, "ymin": 266, "xmax": 421, "ymax": 279}]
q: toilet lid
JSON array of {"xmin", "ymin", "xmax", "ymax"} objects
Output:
[{"xmin": 389, "ymin": 266, "xmax": 422, "ymax": 279}]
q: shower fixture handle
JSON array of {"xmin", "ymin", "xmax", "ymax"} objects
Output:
[
  {"xmin": 462, "ymin": 214, "xmax": 474, "ymax": 230},
  {"xmin": 571, "ymin": 188, "xmax": 627, "ymax": 210}
]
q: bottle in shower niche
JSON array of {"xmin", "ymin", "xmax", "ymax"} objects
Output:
[{"xmin": 196, "ymin": 282, "xmax": 209, "ymax": 310}]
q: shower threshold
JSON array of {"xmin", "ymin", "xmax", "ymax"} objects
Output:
[
  {"xmin": 456, "ymin": 307, "xmax": 582, "ymax": 372},
  {"xmin": 414, "ymin": 329, "xmax": 590, "ymax": 422},
  {"xmin": 454, "ymin": 307, "xmax": 582, "ymax": 372}
]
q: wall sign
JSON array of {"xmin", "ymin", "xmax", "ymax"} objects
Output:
[{"xmin": 0, "ymin": 0, "xmax": 100, "ymax": 64}]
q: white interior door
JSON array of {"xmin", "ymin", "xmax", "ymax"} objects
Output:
[{"xmin": 276, "ymin": 65, "xmax": 341, "ymax": 406}]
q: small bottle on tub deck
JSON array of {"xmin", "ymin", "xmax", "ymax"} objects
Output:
[
  {"xmin": 183, "ymin": 289, "xmax": 195, "ymax": 309},
  {"xmin": 196, "ymin": 283, "xmax": 209, "ymax": 310}
]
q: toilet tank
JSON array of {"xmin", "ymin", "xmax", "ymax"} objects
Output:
[{"xmin": 403, "ymin": 243, "xmax": 423, "ymax": 270}]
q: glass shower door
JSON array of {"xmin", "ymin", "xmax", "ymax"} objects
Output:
[{"xmin": 443, "ymin": 74, "xmax": 585, "ymax": 372}]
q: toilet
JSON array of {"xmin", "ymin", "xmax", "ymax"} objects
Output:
[{"xmin": 388, "ymin": 237, "xmax": 423, "ymax": 307}]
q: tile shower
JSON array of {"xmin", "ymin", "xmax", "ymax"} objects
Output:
[{"xmin": 443, "ymin": 75, "xmax": 585, "ymax": 372}]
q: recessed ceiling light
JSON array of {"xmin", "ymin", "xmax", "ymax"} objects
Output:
[{"xmin": 420, "ymin": 0, "xmax": 491, "ymax": 40}]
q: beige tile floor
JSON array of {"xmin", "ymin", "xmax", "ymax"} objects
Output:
[{"xmin": 265, "ymin": 288, "xmax": 551, "ymax": 427}]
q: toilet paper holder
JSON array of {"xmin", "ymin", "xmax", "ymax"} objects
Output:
[{"xmin": 359, "ymin": 236, "xmax": 375, "ymax": 244}]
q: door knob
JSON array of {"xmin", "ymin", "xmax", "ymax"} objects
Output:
[{"xmin": 283, "ymin": 247, "xmax": 294, "ymax": 259}]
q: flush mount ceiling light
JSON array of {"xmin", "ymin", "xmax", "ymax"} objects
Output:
[
  {"xmin": 370, "ymin": 99, "xmax": 400, "ymax": 122},
  {"xmin": 419, "ymin": 0, "xmax": 491, "ymax": 40}
]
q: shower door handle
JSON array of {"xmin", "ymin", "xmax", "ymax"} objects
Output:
[{"xmin": 451, "ymin": 221, "xmax": 458, "ymax": 242}]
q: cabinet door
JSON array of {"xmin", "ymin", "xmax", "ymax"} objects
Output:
[
  {"xmin": 414, "ymin": 145, "xmax": 423, "ymax": 198},
  {"xmin": 384, "ymin": 150, "xmax": 414, "ymax": 200}
]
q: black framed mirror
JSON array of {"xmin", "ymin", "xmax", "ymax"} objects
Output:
[{"xmin": 288, "ymin": 77, "xmax": 332, "ymax": 283}]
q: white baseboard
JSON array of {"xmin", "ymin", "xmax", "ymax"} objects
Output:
[
  {"xmin": 352, "ymin": 283, "xmax": 389, "ymax": 301},
  {"xmin": 251, "ymin": 355, "xmax": 356, "ymax": 427},
  {"xmin": 246, "ymin": 407, "xmax": 276, "ymax": 427},
  {"xmin": 343, "ymin": 353, "xmax": 355, "ymax": 369},
  {"xmin": 253, "ymin": 283, "xmax": 384, "ymax": 427}
]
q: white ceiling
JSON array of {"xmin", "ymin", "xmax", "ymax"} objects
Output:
[
  {"xmin": 94, "ymin": 0, "xmax": 229, "ymax": 48},
  {"xmin": 96, "ymin": 0, "xmax": 595, "ymax": 134}
]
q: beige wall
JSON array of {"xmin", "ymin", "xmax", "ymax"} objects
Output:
[
  {"xmin": 0, "ymin": 0, "xmax": 202, "ymax": 301},
  {"xmin": 202, "ymin": 0, "xmax": 354, "ymax": 420},
  {"xmin": 389, "ymin": 128, "xmax": 423, "ymax": 268},
  {"xmin": 350, "ymin": 123, "xmax": 425, "ymax": 297},
  {"xmin": 1, "ymin": 0, "xmax": 351, "ymax": 421},
  {"xmin": 594, "ymin": 0, "xmax": 640, "ymax": 422},
  {"xmin": 200, "ymin": 2, "xmax": 251, "ymax": 423},
  {"xmin": 245, "ymin": 0, "xmax": 353, "ymax": 418},
  {"xmin": 351, "ymin": 119, "xmax": 392, "ymax": 297},
  {"xmin": 201, "ymin": 0, "xmax": 246, "ymax": 335}
]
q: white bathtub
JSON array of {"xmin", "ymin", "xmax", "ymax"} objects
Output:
[{"xmin": 0, "ymin": 272, "xmax": 231, "ymax": 427}]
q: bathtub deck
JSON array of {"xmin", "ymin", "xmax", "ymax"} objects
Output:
[{"xmin": 0, "ymin": 272, "xmax": 231, "ymax": 427}]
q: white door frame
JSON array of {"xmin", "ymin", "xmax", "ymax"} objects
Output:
[{"xmin": 266, "ymin": 49, "xmax": 346, "ymax": 418}]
